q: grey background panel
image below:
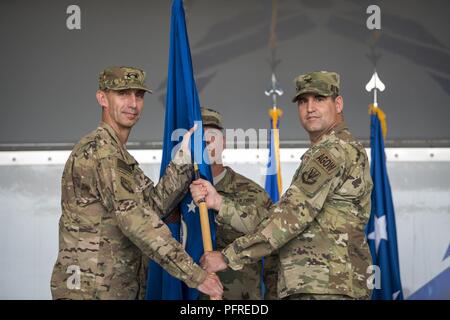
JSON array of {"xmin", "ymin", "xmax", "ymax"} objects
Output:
[{"xmin": 1, "ymin": 0, "xmax": 450, "ymax": 145}]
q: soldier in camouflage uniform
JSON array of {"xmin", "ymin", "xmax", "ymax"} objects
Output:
[
  {"xmin": 195, "ymin": 71, "xmax": 373, "ymax": 300},
  {"xmin": 50, "ymin": 66, "xmax": 223, "ymax": 300},
  {"xmin": 190, "ymin": 108, "xmax": 278, "ymax": 300}
]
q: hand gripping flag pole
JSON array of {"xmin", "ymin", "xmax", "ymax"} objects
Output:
[
  {"xmin": 193, "ymin": 163, "xmax": 213, "ymax": 252},
  {"xmin": 193, "ymin": 163, "xmax": 222, "ymax": 300}
]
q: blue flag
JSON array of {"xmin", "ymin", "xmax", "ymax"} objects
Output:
[
  {"xmin": 146, "ymin": 0, "xmax": 215, "ymax": 300},
  {"xmin": 265, "ymin": 125, "xmax": 280, "ymax": 202},
  {"xmin": 262, "ymin": 110, "xmax": 282, "ymax": 298},
  {"xmin": 265, "ymin": 111, "xmax": 282, "ymax": 203},
  {"xmin": 365, "ymin": 107, "xmax": 404, "ymax": 300}
]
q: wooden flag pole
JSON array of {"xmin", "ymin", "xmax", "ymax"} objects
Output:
[{"xmin": 193, "ymin": 163, "xmax": 221, "ymax": 300}]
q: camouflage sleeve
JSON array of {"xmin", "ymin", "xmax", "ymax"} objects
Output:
[
  {"xmin": 95, "ymin": 154, "xmax": 207, "ymax": 289},
  {"xmin": 216, "ymin": 189, "xmax": 273, "ymax": 234},
  {"xmin": 137, "ymin": 255, "xmax": 149, "ymax": 300},
  {"xmin": 222, "ymin": 146, "xmax": 345, "ymax": 271},
  {"xmin": 263, "ymin": 253, "xmax": 279, "ymax": 300},
  {"xmin": 144, "ymin": 149, "xmax": 193, "ymax": 217}
]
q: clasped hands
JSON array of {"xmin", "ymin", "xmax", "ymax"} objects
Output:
[
  {"xmin": 189, "ymin": 177, "xmax": 228, "ymax": 297},
  {"xmin": 190, "ymin": 178, "xmax": 229, "ymax": 274}
]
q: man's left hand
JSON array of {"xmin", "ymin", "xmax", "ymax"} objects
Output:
[
  {"xmin": 200, "ymin": 251, "xmax": 228, "ymax": 273},
  {"xmin": 181, "ymin": 124, "xmax": 198, "ymax": 155},
  {"xmin": 174, "ymin": 124, "xmax": 198, "ymax": 164}
]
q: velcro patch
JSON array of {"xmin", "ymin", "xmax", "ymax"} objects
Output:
[
  {"xmin": 314, "ymin": 152, "xmax": 338, "ymax": 173},
  {"xmin": 116, "ymin": 158, "xmax": 133, "ymax": 176}
]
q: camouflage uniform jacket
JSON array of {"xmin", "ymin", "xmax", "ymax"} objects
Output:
[
  {"xmin": 222, "ymin": 122, "xmax": 373, "ymax": 299},
  {"xmin": 51, "ymin": 122, "xmax": 207, "ymax": 299},
  {"xmin": 214, "ymin": 167, "xmax": 277, "ymax": 299}
]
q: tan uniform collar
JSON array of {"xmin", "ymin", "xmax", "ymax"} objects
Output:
[
  {"xmin": 314, "ymin": 120, "xmax": 349, "ymax": 145},
  {"xmin": 331, "ymin": 121, "xmax": 349, "ymax": 135},
  {"xmin": 99, "ymin": 122, "xmax": 137, "ymax": 165},
  {"xmin": 213, "ymin": 168, "xmax": 228, "ymax": 186},
  {"xmin": 99, "ymin": 121, "xmax": 121, "ymax": 145},
  {"xmin": 214, "ymin": 166, "xmax": 236, "ymax": 193}
]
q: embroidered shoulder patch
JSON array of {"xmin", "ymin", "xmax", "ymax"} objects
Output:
[
  {"xmin": 120, "ymin": 176, "xmax": 135, "ymax": 194},
  {"xmin": 114, "ymin": 158, "xmax": 137, "ymax": 200},
  {"xmin": 314, "ymin": 151, "xmax": 338, "ymax": 173},
  {"xmin": 116, "ymin": 158, "xmax": 133, "ymax": 176},
  {"xmin": 115, "ymin": 172, "xmax": 138, "ymax": 201},
  {"xmin": 297, "ymin": 147, "xmax": 342, "ymax": 196},
  {"xmin": 301, "ymin": 167, "xmax": 321, "ymax": 185}
]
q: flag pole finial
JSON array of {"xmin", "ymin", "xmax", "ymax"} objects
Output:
[
  {"xmin": 365, "ymin": 70, "xmax": 386, "ymax": 107},
  {"xmin": 366, "ymin": 71, "xmax": 388, "ymax": 138},
  {"xmin": 265, "ymin": 73, "xmax": 284, "ymax": 109}
]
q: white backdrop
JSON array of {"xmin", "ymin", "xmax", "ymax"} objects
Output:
[{"xmin": 0, "ymin": 149, "xmax": 449, "ymax": 299}]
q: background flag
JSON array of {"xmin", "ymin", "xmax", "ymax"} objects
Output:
[
  {"xmin": 262, "ymin": 107, "xmax": 283, "ymax": 299},
  {"xmin": 265, "ymin": 108, "xmax": 283, "ymax": 202},
  {"xmin": 365, "ymin": 105, "xmax": 404, "ymax": 300}
]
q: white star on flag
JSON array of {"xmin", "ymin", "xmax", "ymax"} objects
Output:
[
  {"xmin": 187, "ymin": 200, "xmax": 196, "ymax": 213},
  {"xmin": 392, "ymin": 290, "xmax": 401, "ymax": 300},
  {"xmin": 368, "ymin": 214, "xmax": 388, "ymax": 253}
]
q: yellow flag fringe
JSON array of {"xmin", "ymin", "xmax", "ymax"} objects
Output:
[
  {"xmin": 369, "ymin": 104, "xmax": 387, "ymax": 139},
  {"xmin": 268, "ymin": 108, "xmax": 283, "ymax": 195}
]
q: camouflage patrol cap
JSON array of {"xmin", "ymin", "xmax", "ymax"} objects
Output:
[
  {"xmin": 98, "ymin": 66, "xmax": 152, "ymax": 93},
  {"xmin": 292, "ymin": 71, "xmax": 340, "ymax": 102},
  {"xmin": 201, "ymin": 107, "xmax": 223, "ymax": 130}
]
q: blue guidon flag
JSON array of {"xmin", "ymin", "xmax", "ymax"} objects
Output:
[
  {"xmin": 365, "ymin": 105, "xmax": 404, "ymax": 300},
  {"xmin": 145, "ymin": 0, "xmax": 215, "ymax": 300}
]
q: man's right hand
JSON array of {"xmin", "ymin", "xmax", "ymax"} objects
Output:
[
  {"xmin": 197, "ymin": 273, "xmax": 223, "ymax": 298},
  {"xmin": 190, "ymin": 178, "xmax": 222, "ymax": 211}
]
